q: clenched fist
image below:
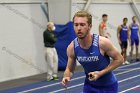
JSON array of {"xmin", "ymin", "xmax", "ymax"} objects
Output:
[{"xmin": 88, "ymin": 71, "xmax": 101, "ymax": 81}]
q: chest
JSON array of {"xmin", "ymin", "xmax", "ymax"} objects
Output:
[
  {"xmin": 131, "ymin": 25, "xmax": 139, "ymax": 31},
  {"xmin": 75, "ymin": 46, "xmax": 101, "ymax": 63},
  {"xmin": 121, "ymin": 27, "xmax": 128, "ymax": 32}
]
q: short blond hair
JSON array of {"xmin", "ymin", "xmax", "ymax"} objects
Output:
[
  {"xmin": 47, "ymin": 22, "xmax": 54, "ymax": 26},
  {"xmin": 73, "ymin": 11, "xmax": 92, "ymax": 25}
]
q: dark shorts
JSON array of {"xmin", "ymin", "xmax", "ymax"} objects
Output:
[
  {"xmin": 131, "ymin": 38, "xmax": 139, "ymax": 46},
  {"xmin": 83, "ymin": 82, "xmax": 118, "ymax": 93},
  {"xmin": 120, "ymin": 41, "xmax": 128, "ymax": 49}
]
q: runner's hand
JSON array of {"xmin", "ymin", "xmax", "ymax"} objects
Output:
[
  {"xmin": 61, "ymin": 77, "xmax": 70, "ymax": 88},
  {"xmin": 88, "ymin": 71, "xmax": 101, "ymax": 81}
]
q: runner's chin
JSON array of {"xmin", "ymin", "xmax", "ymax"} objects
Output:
[{"xmin": 77, "ymin": 34, "xmax": 84, "ymax": 39}]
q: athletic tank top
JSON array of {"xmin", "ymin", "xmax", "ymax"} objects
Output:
[
  {"xmin": 130, "ymin": 23, "xmax": 139, "ymax": 39},
  {"xmin": 100, "ymin": 22, "xmax": 109, "ymax": 38},
  {"xmin": 120, "ymin": 25, "xmax": 128, "ymax": 41},
  {"xmin": 73, "ymin": 34, "xmax": 117, "ymax": 86}
]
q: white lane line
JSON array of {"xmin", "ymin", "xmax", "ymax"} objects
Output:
[
  {"xmin": 49, "ymin": 83, "xmax": 84, "ymax": 93},
  {"xmin": 18, "ymin": 66, "xmax": 140, "ymax": 93},
  {"xmin": 17, "ymin": 76, "xmax": 85, "ymax": 93},
  {"xmin": 51, "ymin": 74, "xmax": 140, "ymax": 93},
  {"xmin": 114, "ymin": 67, "xmax": 140, "ymax": 71},
  {"xmin": 118, "ymin": 74, "xmax": 140, "ymax": 83},
  {"xmin": 115, "ymin": 67, "xmax": 140, "ymax": 76},
  {"xmin": 117, "ymin": 62, "xmax": 140, "ymax": 69},
  {"xmin": 119, "ymin": 85, "xmax": 140, "ymax": 93}
]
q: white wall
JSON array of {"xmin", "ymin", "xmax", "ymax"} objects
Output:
[
  {"xmin": 136, "ymin": 3, "xmax": 140, "ymax": 12},
  {"xmin": 71, "ymin": 2, "xmax": 140, "ymax": 55},
  {"xmin": 48, "ymin": 0, "xmax": 71, "ymax": 24},
  {"xmin": 0, "ymin": 0, "xmax": 72, "ymax": 82},
  {"xmin": 0, "ymin": 3, "xmax": 48, "ymax": 82},
  {"xmin": 0, "ymin": 1, "xmax": 140, "ymax": 82}
]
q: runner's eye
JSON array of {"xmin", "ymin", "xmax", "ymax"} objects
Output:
[{"xmin": 80, "ymin": 23, "xmax": 85, "ymax": 27}]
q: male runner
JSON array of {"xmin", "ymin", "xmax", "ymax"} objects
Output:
[
  {"xmin": 61, "ymin": 11, "xmax": 123, "ymax": 93},
  {"xmin": 129, "ymin": 16, "xmax": 140, "ymax": 61},
  {"xmin": 99, "ymin": 14, "xmax": 111, "ymax": 38},
  {"xmin": 117, "ymin": 18, "xmax": 130, "ymax": 65}
]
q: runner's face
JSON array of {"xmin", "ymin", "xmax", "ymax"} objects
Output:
[
  {"xmin": 103, "ymin": 16, "xmax": 108, "ymax": 22},
  {"xmin": 74, "ymin": 17, "xmax": 91, "ymax": 39},
  {"xmin": 123, "ymin": 20, "xmax": 128, "ymax": 25},
  {"xmin": 133, "ymin": 17, "xmax": 136, "ymax": 23}
]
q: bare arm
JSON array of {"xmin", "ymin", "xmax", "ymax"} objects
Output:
[
  {"xmin": 99, "ymin": 24, "xmax": 103, "ymax": 36},
  {"xmin": 88, "ymin": 37, "xmax": 123, "ymax": 81},
  {"xmin": 63, "ymin": 42, "xmax": 76, "ymax": 78},
  {"xmin": 139, "ymin": 25, "xmax": 140, "ymax": 37},
  {"xmin": 128, "ymin": 24, "xmax": 132, "ymax": 45},
  {"xmin": 117, "ymin": 25, "xmax": 121, "ymax": 44},
  {"xmin": 61, "ymin": 42, "xmax": 76, "ymax": 87},
  {"xmin": 99, "ymin": 37, "xmax": 124, "ymax": 77}
]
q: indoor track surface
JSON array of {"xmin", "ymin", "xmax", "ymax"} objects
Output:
[{"xmin": 1, "ymin": 61, "xmax": 140, "ymax": 93}]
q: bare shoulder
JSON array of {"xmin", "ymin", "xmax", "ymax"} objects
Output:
[
  {"xmin": 99, "ymin": 22, "xmax": 102, "ymax": 27},
  {"xmin": 67, "ymin": 41, "xmax": 74, "ymax": 51},
  {"xmin": 67, "ymin": 41, "xmax": 75, "ymax": 57},
  {"xmin": 99, "ymin": 36, "xmax": 112, "ymax": 45},
  {"xmin": 98, "ymin": 36, "xmax": 121, "ymax": 60},
  {"xmin": 118, "ymin": 25, "xmax": 121, "ymax": 28},
  {"xmin": 99, "ymin": 36, "xmax": 113, "ymax": 51}
]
